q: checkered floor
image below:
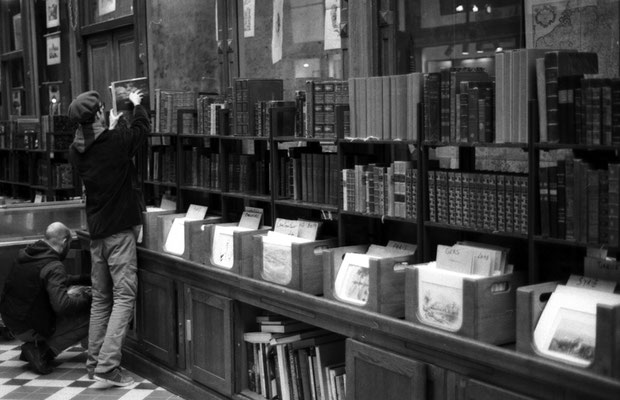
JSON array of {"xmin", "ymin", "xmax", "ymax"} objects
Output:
[{"xmin": 0, "ymin": 339, "xmax": 184, "ymax": 400}]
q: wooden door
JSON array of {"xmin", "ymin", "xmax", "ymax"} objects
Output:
[
  {"xmin": 85, "ymin": 27, "xmax": 135, "ymax": 108},
  {"xmin": 346, "ymin": 339, "xmax": 427, "ymax": 400},
  {"xmin": 137, "ymin": 269, "xmax": 177, "ymax": 367},
  {"xmin": 184, "ymin": 285, "xmax": 233, "ymax": 397}
]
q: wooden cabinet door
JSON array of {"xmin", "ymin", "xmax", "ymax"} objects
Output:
[
  {"xmin": 137, "ymin": 268, "xmax": 177, "ymax": 367},
  {"xmin": 457, "ymin": 377, "xmax": 536, "ymax": 400},
  {"xmin": 85, "ymin": 27, "xmax": 135, "ymax": 107},
  {"xmin": 346, "ymin": 339, "xmax": 427, "ymax": 400},
  {"xmin": 184, "ymin": 285, "xmax": 233, "ymax": 397}
]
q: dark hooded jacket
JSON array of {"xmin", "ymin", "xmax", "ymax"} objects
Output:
[
  {"xmin": 69, "ymin": 104, "xmax": 150, "ymax": 239},
  {"xmin": 0, "ymin": 240, "xmax": 91, "ymax": 337}
]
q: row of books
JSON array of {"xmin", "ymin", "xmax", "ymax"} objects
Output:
[
  {"xmin": 424, "ymin": 67, "xmax": 494, "ymax": 143},
  {"xmin": 538, "ymin": 159, "xmax": 620, "ymax": 246},
  {"xmin": 154, "ymin": 89, "xmax": 197, "ymax": 134},
  {"xmin": 226, "ymin": 153, "xmax": 270, "ymax": 195},
  {"xmin": 542, "ymin": 76, "xmax": 620, "ymax": 145},
  {"xmin": 537, "ymin": 50, "xmax": 602, "ymax": 144},
  {"xmin": 305, "ymin": 80, "xmax": 349, "ymax": 139},
  {"xmin": 35, "ymin": 160, "xmax": 73, "ymax": 188},
  {"xmin": 180, "ymin": 148, "xmax": 220, "ymax": 189},
  {"xmin": 428, "ymin": 170, "xmax": 528, "ymax": 234},
  {"xmin": 233, "ymin": 79, "xmax": 283, "ymax": 136},
  {"xmin": 342, "ymin": 160, "xmax": 417, "ymax": 219},
  {"xmin": 196, "ymin": 94, "xmax": 228, "ymax": 136},
  {"xmin": 349, "ymin": 74, "xmax": 420, "ymax": 141},
  {"xmin": 244, "ymin": 315, "xmax": 345, "ymax": 400},
  {"xmin": 145, "ymin": 146, "xmax": 176, "ymax": 184},
  {"xmin": 278, "ymin": 151, "xmax": 339, "ymax": 206}
]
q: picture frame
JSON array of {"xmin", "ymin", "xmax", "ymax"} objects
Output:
[
  {"xmin": 524, "ymin": 0, "xmax": 620, "ymax": 77},
  {"xmin": 99, "ymin": 0, "xmax": 116, "ymax": 16},
  {"xmin": 46, "ymin": 33, "xmax": 61, "ymax": 65},
  {"xmin": 110, "ymin": 76, "xmax": 150, "ymax": 114},
  {"xmin": 46, "ymin": 0, "xmax": 60, "ymax": 28}
]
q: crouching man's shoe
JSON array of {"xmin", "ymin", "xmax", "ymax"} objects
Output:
[
  {"xmin": 20, "ymin": 342, "xmax": 52, "ymax": 375},
  {"xmin": 94, "ymin": 367, "xmax": 134, "ymax": 387}
]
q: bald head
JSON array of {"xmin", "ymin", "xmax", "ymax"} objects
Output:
[{"xmin": 44, "ymin": 222, "xmax": 72, "ymax": 257}]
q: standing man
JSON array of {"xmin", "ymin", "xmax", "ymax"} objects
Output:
[
  {"xmin": 0, "ymin": 222, "xmax": 91, "ymax": 375},
  {"xmin": 68, "ymin": 88, "xmax": 150, "ymax": 387}
]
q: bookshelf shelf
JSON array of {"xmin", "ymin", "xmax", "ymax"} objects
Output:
[
  {"xmin": 422, "ymin": 141, "xmax": 528, "ymax": 149},
  {"xmin": 220, "ymin": 191, "xmax": 271, "ymax": 202},
  {"xmin": 273, "ymin": 136, "xmax": 336, "ymax": 143},
  {"xmin": 342, "ymin": 138, "xmax": 417, "ymax": 145},
  {"xmin": 535, "ymin": 143, "xmax": 620, "ymax": 151},
  {"xmin": 532, "ymin": 236, "xmax": 596, "ymax": 248},
  {"xmin": 424, "ymin": 221, "xmax": 529, "ymax": 240},
  {"xmin": 274, "ymin": 198, "xmax": 339, "ymax": 212},
  {"xmin": 144, "ymin": 180, "xmax": 177, "ymax": 188},
  {"xmin": 178, "ymin": 185, "xmax": 221, "ymax": 194},
  {"xmin": 0, "ymin": 50, "xmax": 23, "ymax": 61},
  {"xmin": 340, "ymin": 210, "xmax": 416, "ymax": 223},
  {"xmin": 219, "ymin": 135, "xmax": 270, "ymax": 141}
]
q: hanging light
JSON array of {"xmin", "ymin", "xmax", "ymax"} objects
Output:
[
  {"xmin": 472, "ymin": 4, "xmax": 479, "ymax": 12},
  {"xmin": 455, "ymin": 4, "xmax": 464, "ymax": 12}
]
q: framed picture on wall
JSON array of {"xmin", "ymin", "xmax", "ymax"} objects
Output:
[
  {"xmin": 99, "ymin": 0, "xmax": 116, "ymax": 16},
  {"xmin": 46, "ymin": 33, "xmax": 61, "ymax": 65},
  {"xmin": 524, "ymin": 0, "xmax": 619, "ymax": 77},
  {"xmin": 46, "ymin": 0, "xmax": 60, "ymax": 28}
]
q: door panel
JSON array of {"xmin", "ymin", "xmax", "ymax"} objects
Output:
[
  {"xmin": 85, "ymin": 28, "xmax": 135, "ymax": 107},
  {"xmin": 185, "ymin": 285, "xmax": 233, "ymax": 397}
]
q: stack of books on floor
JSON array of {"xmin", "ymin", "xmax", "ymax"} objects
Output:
[{"xmin": 243, "ymin": 314, "xmax": 346, "ymax": 400}]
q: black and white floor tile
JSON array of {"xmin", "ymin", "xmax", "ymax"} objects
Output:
[{"xmin": 0, "ymin": 339, "xmax": 184, "ymax": 400}]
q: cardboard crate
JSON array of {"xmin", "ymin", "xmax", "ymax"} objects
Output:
[
  {"xmin": 141, "ymin": 209, "xmax": 177, "ymax": 250},
  {"xmin": 157, "ymin": 212, "xmax": 222, "ymax": 258},
  {"xmin": 323, "ymin": 245, "xmax": 416, "ymax": 317},
  {"xmin": 405, "ymin": 266, "xmax": 526, "ymax": 345},
  {"xmin": 516, "ymin": 282, "xmax": 620, "ymax": 378},
  {"xmin": 190, "ymin": 222, "xmax": 271, "ymax": 276},
  {"xmin": 252, "ymin": 234, "xmax": 337, "ymax": 294}
]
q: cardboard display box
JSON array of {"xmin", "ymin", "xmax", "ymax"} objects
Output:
[
  {"xmin": 516, "ymin": 282, "xmax": 620, "ymax": 378},
  {"xmin": 405, "ymin": 266, "xmax": 526, "ymax": 345},
  {"xmin": 252, "ymin": 234, "xmax": 337, "ymax": 294},
  {"xmin": 323, "ymin": 245, "xmax": 416, "ymax": 317},
  {"xmin": 192, "ymin": 222, "xmax": 271, "ymax": 276}
]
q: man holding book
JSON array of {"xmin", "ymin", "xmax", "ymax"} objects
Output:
[{"xmin": 68, "ymin": 87, "xmax": 150, "ymax": 387}]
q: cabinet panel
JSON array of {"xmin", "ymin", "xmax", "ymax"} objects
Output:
[
  {"xmin": 185, "ymin": 285, "xmax": 233, "ymax": 397},
  {"xmin": 457, "ymin": 377, "xmax": 536, "ymax": 400},
  {"xmin": 346, "ymin": 339, "xmax": 427, "ymax": 400},
  {"xmin": 137, "ymin": 268, "xmax": 177, "ymax": 367}
]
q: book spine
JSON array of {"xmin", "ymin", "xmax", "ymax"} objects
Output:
[
  {"xmin": 609, "ymin": 163, "xmax": 620, "ymax": 248},
  {"xmin": 612, "ymin": 78, "xmax": 620, "ymax": 144},
  {"xmin": 427, "ymin": 170, "xmax": 437, "ymax": 222},
  {"xmin": 599, "ymin": 169, "xmax": 610, "ymax": 246},
  {"xmin": 544, "ymin": 52, "xmax": 560, "ymax": 143}
]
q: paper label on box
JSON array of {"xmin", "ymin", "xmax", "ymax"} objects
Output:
[
  {"xmin": 160, "ymin": 197, "xmax": 176, "ymax": 210},
  {"xmin": 387, "ymin": 240, "xmax": 417, "ymax": 253},
  {"xmin": 274, "ymin": 218, "xmax": 299, "ymax": 236},
  {"xmin": 334, "ymin": 253, "xmax": 370, "ymax": 305},
  {"xmin": 416, "ymin": 265, "xmax": 464, "ymax": 332},
  {"xmin": 584, "ymin": 256, "xmax": 620, "ymax": 283},
  {"xmin": 163, "ymin": 218, "xmax": 185, "ymax": 255},
  {"xmin": 211, "ymin": 225, "xmax": 235, "ymax": 269},
  {"xmin": 436, "ymin": 244, "xmax": 474, "ymax": 274},
  {"xmin": 297, "ymin": 220, "xmax": 320, "ymax": 240},
  {"xmin": 239, "ymin": 207, "xmax": 263, "ymax": 229},
  {"xmin": 185, "ymin": 204, "xmax": 208, "ymax": 220},
  {"xmin": 566, "ymin": 274, "xmax": 616, "ymax": 293}
]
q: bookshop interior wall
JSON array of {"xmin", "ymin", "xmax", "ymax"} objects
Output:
[{"xmin": 2, "ymin": 0, "xmax": 620, "ymax": 399}]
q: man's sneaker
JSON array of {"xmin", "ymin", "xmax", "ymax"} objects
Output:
[
  {"xmin": 94, "ymin": 367, "xmax": 134, "ymax": 387},
  {"xmin": 86, "ymin": 368, "xmax": 94, "ymax": 380},
  {"xmin": 20, "ymin": 342, "xmax": 52, "ymax": 375}
]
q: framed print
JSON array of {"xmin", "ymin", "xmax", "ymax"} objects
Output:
[
  {"xmin": 99, "ymin": 0, "xmax": 116, "ymax": 16},
  {"xmin": 46, "ymin": 0, "xmax": 60, "ymax": 28},
  {"xmin": 46, "ymin": 33, "xmax": 61, "ymax": 65},
  {"xmin": 525, "ymin": 0, "xmax": 619, "ymax": 77}
]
